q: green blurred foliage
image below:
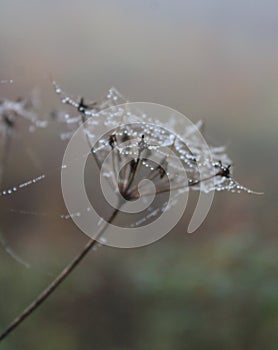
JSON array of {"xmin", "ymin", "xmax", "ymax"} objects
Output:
[{"xmin": 0, "ymin": 232, "xmax": 277, "ymax": 350}]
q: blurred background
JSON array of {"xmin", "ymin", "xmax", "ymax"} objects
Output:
[{"xmin": 0, "ymin": 0, "xmax": 277, "ymax": 349}]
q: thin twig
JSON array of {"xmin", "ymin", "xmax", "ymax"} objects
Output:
[{"xmin": 0, "ymin": 205, "xmax": 121, "ymax": 342}]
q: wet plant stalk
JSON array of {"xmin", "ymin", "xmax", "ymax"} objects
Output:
[{"xmin": 0, "ymin": 205, "xmax": 121, "ymax": 342}]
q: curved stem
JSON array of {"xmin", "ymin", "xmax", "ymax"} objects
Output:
[{"xmin": 0, "ymin": 206, "xmax": 121, "ymax": 342}]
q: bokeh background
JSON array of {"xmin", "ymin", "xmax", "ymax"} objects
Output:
[{"xmin": 0, "ymin": 1, "xmax": 277, "ymax": 349}]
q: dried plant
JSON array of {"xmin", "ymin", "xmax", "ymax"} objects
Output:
[
  {"xmin": 0, "ymin": 81, "xmax": 261, "ymax": 341},
  {"xmin": 53, "ymin": 81, "xmax": 258, "ymax": 196}
]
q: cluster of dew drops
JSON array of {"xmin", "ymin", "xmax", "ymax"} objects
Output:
[{"xmin": 0, "ymin": 79, "xmax": 261, "ymax": 266}]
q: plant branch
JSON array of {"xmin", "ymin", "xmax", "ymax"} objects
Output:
[{"xmin": 0, "ymin": 205, "xmax": 121, "ymax": 342}]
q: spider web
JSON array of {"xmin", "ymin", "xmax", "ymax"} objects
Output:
[{"xmin": 0, "ymin": 82, "xmax": 261, "ymax": 267}]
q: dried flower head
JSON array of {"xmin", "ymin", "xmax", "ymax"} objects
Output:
[
  {"xmin": 52, "ymin": 82, "xmax": 260, "ymax": 202},
  {"xmin": 49, "ymin": 82, "xmax": 264, "ymax": 245}
]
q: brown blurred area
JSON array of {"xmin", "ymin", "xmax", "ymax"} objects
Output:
[{"xmin": 0, "ymin": 1, "xmax": 277, "ymax": 349}]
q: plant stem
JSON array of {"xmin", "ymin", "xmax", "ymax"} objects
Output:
[{"xmin": 0, "ymin": 206, "xmax": 121, "ymax": 342}]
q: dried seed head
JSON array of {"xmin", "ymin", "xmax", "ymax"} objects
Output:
[
  {"xmin": 57, "ymin": 99, "xmax": 262, "ymax": 245},
  {"xmin": 52, "ymin": 82, "xmax": 260, "ymax": 197}
]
